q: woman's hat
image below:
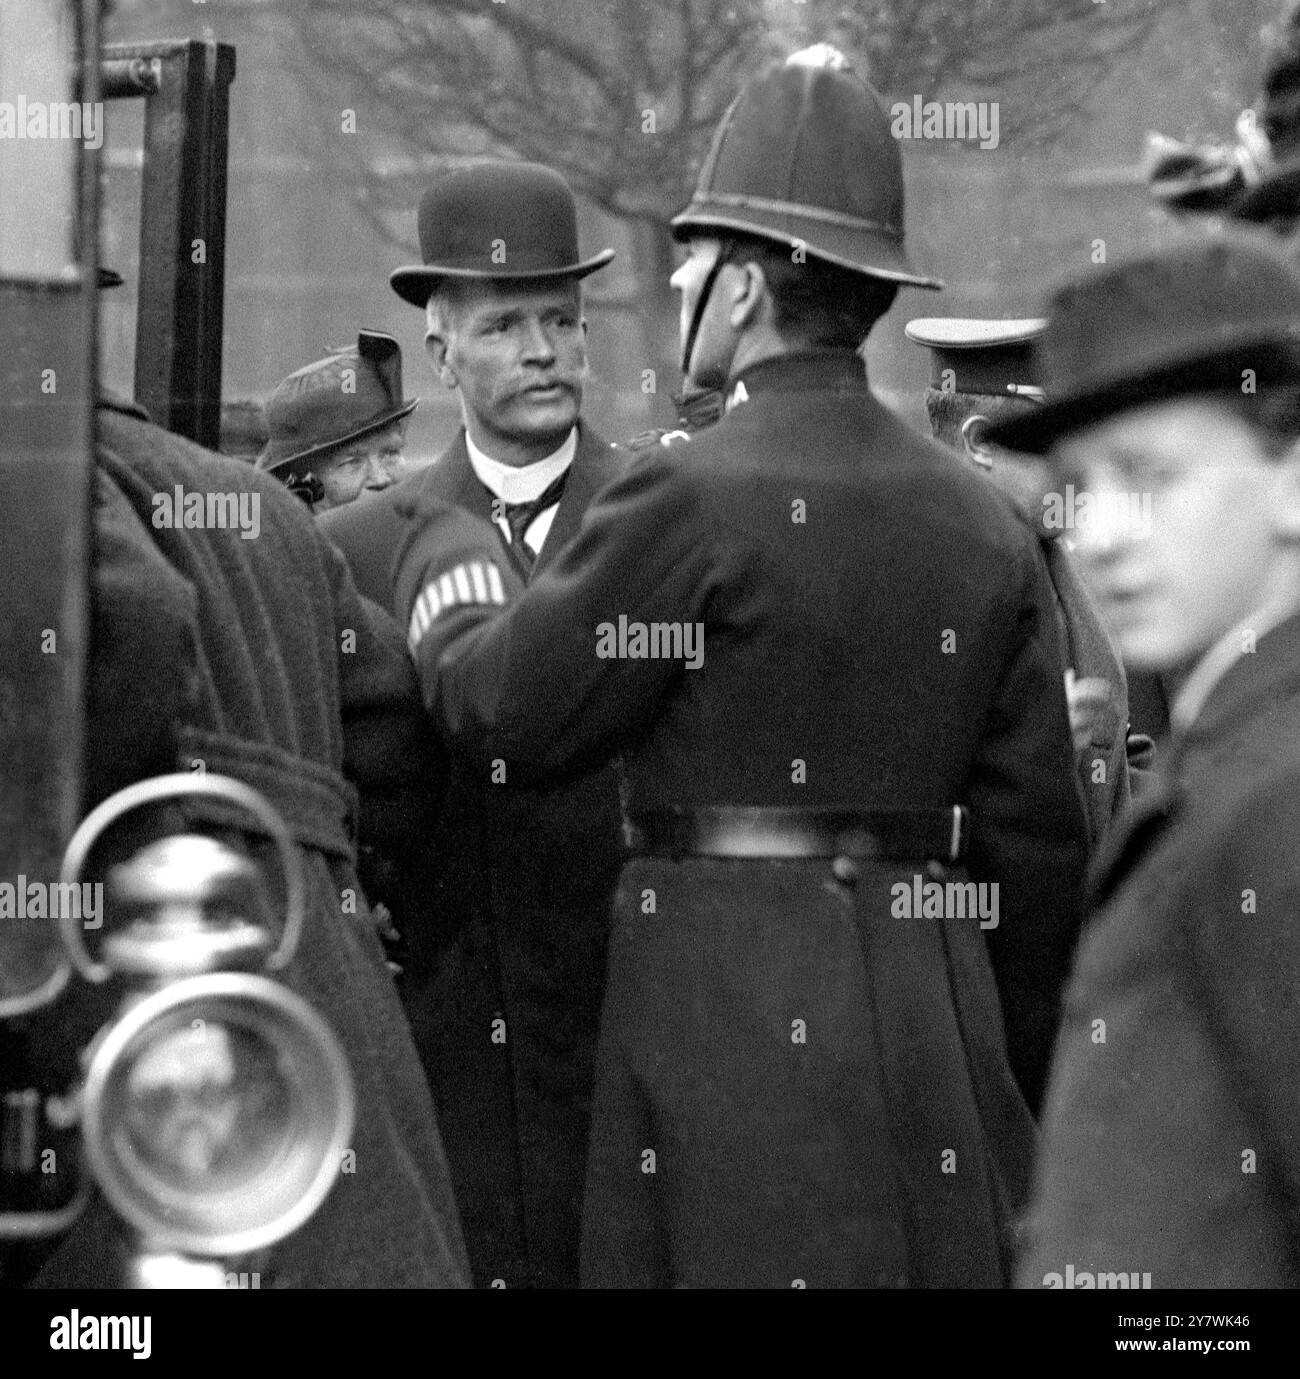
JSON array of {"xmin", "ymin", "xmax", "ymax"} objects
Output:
[{"xmin": 257, "ymin": 331, "xmax": 417, "ymax": 475}]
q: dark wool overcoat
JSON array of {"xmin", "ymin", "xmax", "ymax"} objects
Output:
[
  {"xmin": 1020, "ymin": 613, "xmax": 1300, "ymax": 1289},
  {"xmin": 29, "ymin": 398, "xmax": 469, "ymax": 1288},
  {"xmin": 395, "ymin": 350, "xmax": 1091, "ymax": 1288},
  {"xmin": 320, "ymin": 423, "xmax": 627, "ymax": 1288},
  {"xmin": 1038, "ymin": 535, "xmax": 1132, "ymax": 845}
]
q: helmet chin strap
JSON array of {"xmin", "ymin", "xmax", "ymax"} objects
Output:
[{"xmin": 680, "ymin": 240, "xmax": 735, "ymax": 380}]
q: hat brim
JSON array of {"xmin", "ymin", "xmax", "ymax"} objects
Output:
[
  {"xmin": 984, "ymin": 338, "xmax": 1300, "ymax": 455},
  {"xmin": 1233, "ymin": 157, "xmax": 1300, "ymax": 222},
  {"xmin": 390, "ymin": 249, "xmax": 615, "ymax": 307},
  {"xmin": 670, "ymin": 203, "xmax": 943, "ymax": 290},
  {"xmin": 258, "ymin": 397, "xmax": 419, "ymax": 475}
]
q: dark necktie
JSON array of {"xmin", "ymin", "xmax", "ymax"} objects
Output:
[{"xmin": 502, "ymin": 467, "xmax": 569, "ymax": 572}]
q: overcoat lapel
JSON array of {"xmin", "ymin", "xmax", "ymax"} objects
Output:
[
  {"xmin": 533, "ymin": 425, "xmax": 624, "ymax": 576},
  {"xmin": 414, "ymin": 424, "xmax": 625, "ymax": 583},
  {"xmin": 1085, "ymin": 777, "xmax": 1181, "ymax": 908},
  {"xmin": 1084, "ymin": 615, "xmax": 1300, "ymax": 906},
  {"xmin": 423, "ymin": 432, "xmax": 493, "ymax": 515},
  {"xmin": 1045, "ymin": 539, "xmax": 1126, "ymax": 741},
  {"xmin": 418, "ymin": 431, "xmax": 527, "ymax": 579}
]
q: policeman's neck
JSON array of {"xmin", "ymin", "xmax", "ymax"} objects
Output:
[{"xmin": 725, "ymin": 329, "xmax": 865, "ymax": 390}]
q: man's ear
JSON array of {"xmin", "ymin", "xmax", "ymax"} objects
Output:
[
  {"xmin": 1266, "ymin": 443, "xmax": 1300, "ymax": 540},
  {"xmin": 961, "ymin": 413, "xmax": 995, "ymax": 469},
  {"xmin": 424, "ymin": 332, "xmax": 456, "ymax": 388},
  {"xmin": 728, "ymin": 260, "xmax": 767, "ymax": 333},
  {"xmin": 576, "ymin": 319, "xmax": 592, "ymax": 381}
]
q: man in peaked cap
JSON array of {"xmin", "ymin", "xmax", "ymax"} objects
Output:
[
  {"xmin": 905, "ymin": 317, "xmax": 1137, "ymax": 842},
  {"xmin": 987, "ymin": 232, "xmax": 1300, "ymax": 1288},
  {"xmin": 258, "ymin": 331, "xmax": 418, "ymax": 513},
  {"xmin": 319, "ymin": 161, "xmax": 626, "ymax": 1289},
  {"xmin": 387, "ymin": 49, "xmax": 1089, "ymax": 1287}
]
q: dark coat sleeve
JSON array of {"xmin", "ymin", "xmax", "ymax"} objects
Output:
[
  {"xmin": 395, "ymin": 451, "xmax": 718, "ymax": 784},
  {"xmin": 1042, "ymin": 538, "xmax": 1132, "ymax": 845},
  {"xmin": 321, "ymin": 535, "xmax": 444, "ymax": 864},
  {"xmin": 965, "ymin": 533, "xmax": 1091, "ymax": 1112}
]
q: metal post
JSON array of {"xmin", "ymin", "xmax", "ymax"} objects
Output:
[{"xmin": 105, "ymin": 39, "xmax": 234, "ymax": 447}]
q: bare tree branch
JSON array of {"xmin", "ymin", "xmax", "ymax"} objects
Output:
[{"xmin": 259, "ymin": 0, "xmax": 1187, "ymax": 392}]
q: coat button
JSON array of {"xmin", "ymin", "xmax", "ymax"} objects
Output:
[{"xmin": 831, "ymin": 854, "xmax": 859, "ymax": 886}]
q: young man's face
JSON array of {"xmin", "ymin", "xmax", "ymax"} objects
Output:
[
  {"xmin": 1053, "ymin": 397, "xmax": 1294, "ymax": 673},
  {"xmin": 427, "ymin": 280, "xmax": 586, "ymax": 461},
  {"xmin": 312, "ymin": 420, "xmax": 408, "ymax": 511}
]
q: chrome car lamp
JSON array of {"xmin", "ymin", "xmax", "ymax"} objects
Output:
[{"xmin": 57, "ymin": 773, "xmax": 355, "ymax": 1270}]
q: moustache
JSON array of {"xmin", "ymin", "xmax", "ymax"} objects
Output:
[{"xmin": 511, "ymin": 376, "xmax": 580, "ymax": 399}]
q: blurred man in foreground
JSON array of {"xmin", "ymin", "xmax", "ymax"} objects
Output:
[{"xmin": 995, "ymin": 233, "xmax": 1300, "ymax": 1288}]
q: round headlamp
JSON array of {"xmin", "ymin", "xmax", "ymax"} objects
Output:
[{"xmin": 81, "ymin": 972, "xmax": 354, "ymax": 1258}]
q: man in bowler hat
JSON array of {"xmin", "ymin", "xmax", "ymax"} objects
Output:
[
  {"xmin": 995, "ymin": 233, "xmax": 1300, "ymax": 1288},
  {"xmin": 391, "ymin": 49, "xmax": 1089, "ymax": 1287},
  {"xmin": 258, "ymin": 331, "xmax": 418, "ymax": 513},
  {"xmin": 905, "ymin": 317, "xmax": 1136, "ymax": 839},
  {"xmin": 319, "ymin": 162, "xmax": 626, "ymax": 1288}
]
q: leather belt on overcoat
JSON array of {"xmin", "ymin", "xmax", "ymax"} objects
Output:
[
  {"xmin": 623, "ymin": 805, "xmax": 968, "ymax": 863},
  {"xmin": 175, "ymin": 726, "xmax": 358, "ymax": 862}
]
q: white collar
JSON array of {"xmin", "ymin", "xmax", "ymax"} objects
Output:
[
  {"xmin": 1170, "ymin": 600, "xmax": 1299, "ymax": 735},
  {"xmin": 464, "ymin": 427, "xmax": 577, "ymax": 505}
]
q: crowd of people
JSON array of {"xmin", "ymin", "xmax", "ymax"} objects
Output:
[{"xmin": 13, "ymin": 20, "xmax": 1300, "ymax": 1290}]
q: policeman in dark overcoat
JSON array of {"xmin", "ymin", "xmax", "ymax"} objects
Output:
[
  {"xmin": 996, "ymin": 235, "xmax": 1300, "ymax": 1289},
  {"xmin": 319, "ymin": 164, "xmax": 626, "ymax": 1288},
  {"xmin": 390, "ymin": 51, "xmax": 1090, "ymax": 1287}
]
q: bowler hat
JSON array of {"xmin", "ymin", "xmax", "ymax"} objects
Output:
[
  {"xmin": 985, "ymin": 233, "xmax": 1300, "ymax": 455},
  {"xmin": 390, "ymin": 162, "xmax": 614, "ymax": 307},
  {"xmin": 671, "ymin": 47, "xmax": 941, "ymax": 289},
  {"xmin": 257, "ymin": 331, "xmax": 417, "ymax": 475}
]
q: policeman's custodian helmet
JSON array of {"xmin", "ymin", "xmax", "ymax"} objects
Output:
[{"xmin": 671, "ymin": 45, "xmax": 942, "ymax": 289}]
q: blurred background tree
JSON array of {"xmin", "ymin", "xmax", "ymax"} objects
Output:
[
  {"xmin": 102, "ymin": 0, "xmax": 1292, "ymax": 447},
  {"xmin": 278, "ymin": 0, "xmax": 1183, "ymax": 387}
]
